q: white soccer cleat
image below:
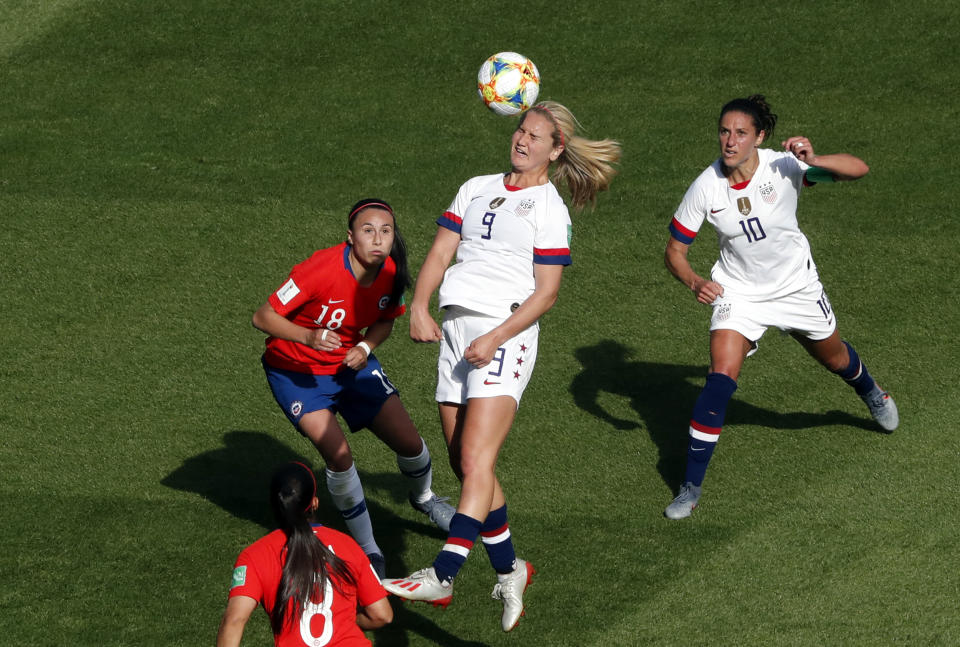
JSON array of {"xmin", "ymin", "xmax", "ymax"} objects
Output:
[
  {"xmin": 861, "ymin": 384, "xmax": 899, "ymax": 432},
  {"xmin": 491, "ymin": 558, "xmax": 535, "ymax": 631},
  {"xmin": 383, "ymin": 567, "xmax": 453, "ymax": 609},
  {"xmin": 665, "ymin": 482, "xmax": 702, "ymax": 519}
]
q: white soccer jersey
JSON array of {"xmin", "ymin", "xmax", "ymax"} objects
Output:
[
  {"xmin": 670, "ymin": 148, "xmax": 819, "ymax": 300},
  {"xmin": 437, "ymin": 173, "xmax": 572, "ymax": 317}
]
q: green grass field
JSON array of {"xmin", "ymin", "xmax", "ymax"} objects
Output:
[{"xmin": 2, "ymin": 1, "xmax": 958, "ymax": 645}]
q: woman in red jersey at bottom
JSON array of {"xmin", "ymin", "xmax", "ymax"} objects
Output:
[{"xmin": 216, "ymin": 462, "xmax": 392, "ymax": 647}]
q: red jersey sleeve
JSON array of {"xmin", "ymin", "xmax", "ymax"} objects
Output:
[
  {"xmin": 268, "ymin": 257, "xmax": 325, "ymax": 318},
  {"xmin": 353, "ymin": 551, "xmax": 388, "ymax": 607},
  {"xmin": 228, "ymin": 543, "xmax": 271, "ymax": 603}
]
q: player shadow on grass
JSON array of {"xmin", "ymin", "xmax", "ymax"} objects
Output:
[
  {"xmin": 569, "ymin": 340, "xmax": 875, "ymax": 491},
  {"xmin": 161, "ymin": 430, "xmax": 487, "ymax": 647}
]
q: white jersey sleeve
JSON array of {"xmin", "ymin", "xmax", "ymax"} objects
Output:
[{"xmin": 669, "ymin": 164, "xmax": 723, "ymax": 244}]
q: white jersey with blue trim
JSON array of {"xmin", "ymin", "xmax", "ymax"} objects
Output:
[
  {"xmin": 437, "ymin": 173, "xmax": 571, "ymax": 317},
  {"xmin": 670, "ymin": 148, "xmax": 819, "ymax": 301}
]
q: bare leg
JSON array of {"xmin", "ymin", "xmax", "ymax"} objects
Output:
[
  {"xmin": 791, "ymin": 328, "xmax": 849, "ymax": 372},
  {"xmin": 298, "ymin": 409, "xmax": 379, "ymax": 555}
]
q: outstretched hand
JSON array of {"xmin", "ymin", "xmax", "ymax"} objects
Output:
[{"xmin": 782, "ymin": 136, "xmax": 817, "ymax": 164}]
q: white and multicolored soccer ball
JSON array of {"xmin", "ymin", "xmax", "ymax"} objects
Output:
[{"xmin": 477, "ymin": 52, "xmax": 540, "ymax": 116}]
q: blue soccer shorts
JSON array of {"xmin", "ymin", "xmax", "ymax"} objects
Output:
[{"xmin": 262, "ymin": 355, "xmax": 399, "ymax": 433}]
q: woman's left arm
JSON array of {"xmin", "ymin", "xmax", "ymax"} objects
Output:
[
  {"xmin": 463, "ymin": 264, "xmax": 563, "ymax": 368},
  {"xmin": 356, "ymin": 596, "xmax": 394, "ymax": 630},
  {"xmin": 215, "ymin": 596, "xmax": 257, "ymax": 647},
  {"xmin": 342, "ymin": 318, "xmax": 396, "ymax": 370},
  {"xmin": 782, "ymin": 136, "xmax": 869, "ymax": 181}
]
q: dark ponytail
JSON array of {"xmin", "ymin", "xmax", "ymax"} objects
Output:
[
  {"xmin": 269, "ymin": 462, "xmax": 354, "ymax": 634},
  {"xmin": 719, "ymin": 94, "xmax": 778, "ymax": 142},
  {"xmin": 387, "ymin": 227, "xmax": 410, "ymax": 308},
  {"xmin": 347, "ymin": 198, "xmax": 410, "ymax": 307}
]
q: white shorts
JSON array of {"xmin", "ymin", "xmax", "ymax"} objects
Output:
[
  {"xmin": 710, "ymin": 279, "xmax": 838, "ymax": 348},
  {"xmin": 435, "ymin": 306, "xmax": 539, "ymax": 406}
]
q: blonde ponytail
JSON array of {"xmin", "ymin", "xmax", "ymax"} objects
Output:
[{"xmin": 526, "ymin": 101, "xmax": 621, "ymax": 209}]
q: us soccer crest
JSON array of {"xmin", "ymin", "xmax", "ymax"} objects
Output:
[
  {"xmin": 714, "ymin": 302, "xmax": 732, "ymax": 322},
  {"xmin": 516, "ymin": 199, "xmax": 535, "ymax": 218},
  {"xmin": 759, "ymin": 182, "xmax": 777, "ymax": 204},
  {"xmin": 737, "ymin": 197, "xmax": 752, "ymax": 216}
]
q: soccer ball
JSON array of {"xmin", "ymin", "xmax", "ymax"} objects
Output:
[{"xmin": 477, "ymin": 52, "xmax": 540, "ymax": 116}]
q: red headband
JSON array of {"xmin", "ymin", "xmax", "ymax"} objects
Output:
[{"xmin": 348, "ymin": 201, "xmax": 394, "ymax": 223}]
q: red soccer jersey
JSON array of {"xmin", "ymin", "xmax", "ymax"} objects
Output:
[
  {"xmin": 264, "ymin": 242, "xmax": 405, "ymax": 374},
  {"xmin": 228, "ymin": 525, "xmax": 386, "ymax": 647}
]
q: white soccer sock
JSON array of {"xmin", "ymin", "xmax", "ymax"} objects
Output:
[
  {"xmin": 325, "ymin": 464, "xmax": 380, "ymax": 555},
  {"xmin": 395, "ymin": 438, "xmax": 434, "ymax": 504}
]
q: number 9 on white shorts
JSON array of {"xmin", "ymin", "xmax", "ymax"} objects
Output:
[{"xmin": 435, "ymin": 306, "xmax": 539, "ymax": 406}]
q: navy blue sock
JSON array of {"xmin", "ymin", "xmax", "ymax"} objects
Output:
[
  {"xmin": 835, "ymin": 341, "xmax": 876, "ymax": 397},
  {"xmin": 432, "ymin": 513, "xmax": 482, "ymax": 583},
  {"xmin": 685, "ymin": 372, "xmax": 737, "ymax": 487},
  {"xmin": 480, "ymin": 504, "xmax": 516, "ymax": 574}
]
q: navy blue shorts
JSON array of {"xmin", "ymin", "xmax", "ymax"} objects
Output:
[{"xmin": 262, "ymin": 355, "xmax": 399, "ymax": 433}]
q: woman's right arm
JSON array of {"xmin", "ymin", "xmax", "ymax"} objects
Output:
[
  {"xmin": 252, "ymin": 302, "xmax": 339, "ymax": 353},
  {"xmin": 664, "ymin": 237, "xmax": 723, "ymax": 305},
  {"xmin": 356, "ymin": 596, "xmax": 393, "ymax": 630},
  {"xmin": 215, "ymin": 596, "xmax": 257, "ymax": 647},
  {"xmin": 409, "ymin": 227, "xmax": 461, "ymax": 343}
]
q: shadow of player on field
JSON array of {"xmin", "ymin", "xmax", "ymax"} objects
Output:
[
  {"xmin": 162, "ymin": 430, "xmax": 485, "ymax": 647},
  {"xmin": 569, "ymin": 340, "xmax": 873, "ymax": 491},
  {"xmin": 161, "ymin": 430, "xmax": 301, "ymax": 528}
]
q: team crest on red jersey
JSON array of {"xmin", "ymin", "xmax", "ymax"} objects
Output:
[
  {"xmin": 378, "ymin": 295, "xmax": 389, "ymax": 310},
  {"xmin": 489, "ymin": 197, "xmax": 506, "ymax": 209},
  {"xmin": 759, "ymin": 182, "xmax": 777, "ymax": 204},
  {"xmin": 737, "ymin": 197, "xmax": 752, "ymax": 216}
]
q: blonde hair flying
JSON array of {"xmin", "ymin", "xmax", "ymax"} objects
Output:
[{"xmin": 524, "ymin": 101, "xmax": 621, "ymax": 209}]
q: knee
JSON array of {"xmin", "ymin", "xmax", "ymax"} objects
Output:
[
  {"xmin": 323, "ymin": 447, "xmax": 354, "ymax": 472},
  {"xmin": 457, "ymin": 451, "xmax": 493, "ymax": 482},
  {"xmin": 390, "ymin": 432, "xmax": 425, "ymax": 459}
]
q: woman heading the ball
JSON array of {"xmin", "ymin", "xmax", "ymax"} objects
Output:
[
  {"xmin": 383, "ymin": 102, "xmax": 620, "ymax": 631},
  {"xmin": 216, "ymin": 462, "xmax": 392, "ymax": 647},
  {"xmin": 663, "ymin": 94, "xmax": 898, "ymax": 520},
  {"xmin": 252, "ymin": 199, "xmax": 456, "ymax": 576}
]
